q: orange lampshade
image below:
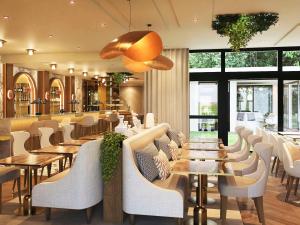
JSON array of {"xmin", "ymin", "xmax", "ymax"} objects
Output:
[
  {"xmin": 100, "ymin": 31, "xmax": 163, "ymax": 62},
  {"xmin": 123, "ymin": 56, "xmax": 151, "ymax": 73},
  {"xmin": 145, "ymin": 55, "xmax": 174, "ymax": 70}
]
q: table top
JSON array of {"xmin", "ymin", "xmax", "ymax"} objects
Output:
[
  {"xmin": 278, "ymin": 131, "xmax": 300, "ymax": 136},
  {"xmin": 59, "ymin": 139, "xmax": 90, "ymax": 146},
  {"xmin": 188, "ymin": 137, "xmax": 222, "ymax": 144},
  {"xmin": 183, "ymin": 142, "xmax": 220, "ymax": 151},
  {"xmin": 79, "ymin": 134, "xmax": 103, "ymax": 140},
  {"xmin": 31, "ymin": 145, "xmax": 80, "ymax": 155},
  {"xmin": 181, "ymin": 149, "xmax": 227, "ymax": 161},
  {"xmin": 284, "ymin": 135, "xmax": 300, "ymax": 140},
  {"xmin": 0, "ymin": 154, "xmax": 64, "ymax": 167},
  {"xmin": 172, "ymin": 160, "xmax": 233, "ymax": 176}
]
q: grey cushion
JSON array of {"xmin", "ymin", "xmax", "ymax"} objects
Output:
[
  {"xmin": 0, "ymin": 167, "xmax": 20, "ymax": 183},
  {"xmin": 154, "ymin": 134, "xmax": 172, "ymax": 160},
  {"xmin": 237, "ymin": 112, "xmax": 245, "ymax": 121},
  {"xmin": 135, "ymin": 143, "xmax": 159, "ymax": 182},
  {"xmin": 247, "ymin": 113, "xmax": 255, "ymax": 121},
  {"xmin": 167, "ymin": 129, "xmax": 181, "ymax": 147}
]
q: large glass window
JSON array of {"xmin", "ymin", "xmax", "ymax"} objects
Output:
[
  {"xmin": 284, "ymin": 80, "xmax": 300, "ymax": 130},
  {"xmin": 283, "ymin": 51, "xmax": 300, "ymax": 71},
  {"xmin": 225, "ymin": 50, "xmax": 278, "ymax": 72},
  {"xmin": 189, "ymin": 52, "xmax": 221, "ymax": 72}
]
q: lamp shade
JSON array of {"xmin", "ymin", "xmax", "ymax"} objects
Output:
[
  {"xmin": 123, "ymin": 56, "xmax": 151, "ymax": 73},
  {"xmin": 145, "ymin": 55, "xmax": 174, "ymax": 70},
  {"xmin": 100, "ymin": 31, "xmax": 163, "ymax": 62}
]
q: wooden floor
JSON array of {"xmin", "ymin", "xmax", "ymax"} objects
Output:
[{"xmin": 1, "ymin": 164, "xmax": 300, "ymax": 225}]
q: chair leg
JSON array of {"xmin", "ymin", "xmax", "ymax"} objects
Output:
[
  {"xmin": 281, "ymin": 170, "xmax": 286, "ymax": 184},
  {"xmin": 45, "ymin": 208, "xmax": 51, "ymax": 220},
  {"xmin": 33, "ymin": 169, "xmax": 38, "ymax": 185},
  {"xmin": 47, "ymin": 164, "xmax": 52, "ymax": 177},
  {"xmin": 286, "ymin": 176, "xmax": 295, "ymax": 202},
  {"xmin": 294, "ymin": 178, "xmax": 299, "ymax": 195},
  {"xmin": 253, "ymin": 197, "xmax": 265, "ymax": 225},
  {"xmin": 286, "ymin": 175, "xmax": 291, "ymax": 189},
  {"xmin": 12, "ymin": 179, "xmax": 16, "ymax": 193},
  {"xmin": 24, "ymin": 169, "xmax": 28, "ymax": 188},
  {"xmin": 17, "ymin": 177, "xmax": 22, "ymax": 205},
  {"xmin": 220, "ymin": 195, "xmax": 228, "ymax": 225},
  {"xmin": 271, "ymin": 156, "xmax": 277, "ymax": 173},
  {"xmin": 0, "ymin": 183, "xmax": 2, "ymax": 214},
  {"xmin": 129, "ymin": 214, "xmax": 135, "ymax": 225},
  {"xmin": 86, "ymin": 207, "xmax": 93, "ymax": 224},
  {"xmin": 275, "ymin": 159, "xmax": 280, "ymax": 177}
]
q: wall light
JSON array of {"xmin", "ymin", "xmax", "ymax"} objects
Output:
[
  {"xmin": 68, "ymin": 68, "xmax": 74, "ymax": 74},
  {"xmin": 0, "ymin": 39, "xmax": 6, "ymax": 48},
  {"xmin": 26, "ymin": 49, "xmax": 36, "ymax": 56},
  {"xmin": 50, "ymin": 63, "xmax": 57, "ymax": 70},
  {"xmin": 83, "ymin": 72, "xmax": 88, "ymax": 77}
]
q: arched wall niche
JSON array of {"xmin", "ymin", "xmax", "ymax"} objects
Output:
[
  {"xmin": 13, "ymin": 72, "xmax": 37, "ymax": 116},
  {"xmin": 49, "ymin": 78, "xmax": 65, "ymax": 114}
]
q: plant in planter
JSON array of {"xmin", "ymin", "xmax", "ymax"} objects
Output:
[
  {"xmin": 212, "ymin": 13, "xmax": 279, "ymax": 51},
  {"xmin": 111, "ymin": 72, "xmax": 132, "ymax": 86},
  {"xmin": 100, "ymin": 132, "xmax": 126, "ymax": 183}
]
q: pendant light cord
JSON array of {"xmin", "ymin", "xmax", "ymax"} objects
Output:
[{"xmin": 128, "ymin": 0, "xmax": 132, "ymax": 31}]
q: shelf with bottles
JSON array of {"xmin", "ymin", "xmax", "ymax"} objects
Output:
[{"xmin": 14, "ymin": 82, "xmax": 31, "ymax": 102}]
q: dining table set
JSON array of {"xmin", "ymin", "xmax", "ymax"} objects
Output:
[
  {"xmin": 173, "ymin": 137, "xmax": 233, "ymax": 225},
  {"xmin": 0, "ymin": 134, "xmax": 102, "ymax": 216}
]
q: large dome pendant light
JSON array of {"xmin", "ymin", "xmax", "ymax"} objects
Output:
[{"xmin": 100, "ymin": 0, "xmax": 163, "ymax": 62}]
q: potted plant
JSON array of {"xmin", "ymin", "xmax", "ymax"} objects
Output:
[{"xmin": 100, "ymin": 132, "xmax": 126, "ymax": 223}]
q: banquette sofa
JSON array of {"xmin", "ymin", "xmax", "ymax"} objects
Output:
[{"xmin": 123, "ymin": 123, "xmax": 188, "ymax": 224}]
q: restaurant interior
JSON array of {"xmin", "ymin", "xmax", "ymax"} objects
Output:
[{"xmin": 0, "ymin": 0, "xmax": 300, "ymax": 225}]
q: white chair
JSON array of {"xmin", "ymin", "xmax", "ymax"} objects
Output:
[
  {"xmin": 39, "ymin": 127, "xmax": 54, "ymax": 148},
  {"xmin": 261, "ymin": 129, "xmax": 270, "ymax": 143},
  {"xmin": 282, "ymin": 142, "xmax": 300, "ymax": 201},
  {"xmin": 269, "ymin": 134, "xmax": 279, "ymax": 174},
  {"xmin": 277, "ymin": 136, "xmax": 288, "ymax": 182},
  {"xmin": 32, "ymin": 140, "xmax": 103, "ymax": 223},
  {"xmin": 227, "ymin": 129, "xmax": 253, "ymax": 162},
  {"xmin": 222, "ymin": 126, "xmax": 244, "ymax": 153},
  {"xmin": 225, "ymin": 134, "xmax": 262, "ymax": 176},
  {"xmin": 62, "ymin": 124, "xmax": 75, "ymax": 142},
  {"xmin": 145, "ymin": 113, "xmax": 155, "ymax": 128},
  {"xmin": 11, "ymin": 131, "xmax": 30, "ymax": 156},
  {"xmin": 219, "ymin": 142, "xmax": 273, "ymax": 225},
  {"xmin": 78, "ymin": 116, "xmax": 95, "ymax": 137}
]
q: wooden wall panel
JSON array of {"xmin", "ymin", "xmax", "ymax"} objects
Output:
[
  {"xmin": 37, "ymin": 71, "xmax": 50, "ymax": 114},
  {"xmin": 64, "ymin": 76, "xmax": 71, "ymax": 112},
  {"xmin": 3, "ymin": 64, "xmax": 14, "ymax": 118}
]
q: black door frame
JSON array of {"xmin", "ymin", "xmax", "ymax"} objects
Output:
[{"xmin": 189, "ymin": 47, "xmax": 300, "ymax": 145}]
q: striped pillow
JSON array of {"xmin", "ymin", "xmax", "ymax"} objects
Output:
[
  {"xmin": 153, "ymin": 150, "xmax": 171, "ymax": 180},
  {"xmin": 154, "ymin": 134, "xmax": 172, "ymax": 160},
  {"xmin": 167, "ymin": 129, "xmax": 181, "ymax": 147},
  {"xmin": 178, "ymin": 131, "xmax": 187, "ymax": 146},
  {"xmin": 168, "ymin": 140, "xmax": 179, "ymax": 160}
]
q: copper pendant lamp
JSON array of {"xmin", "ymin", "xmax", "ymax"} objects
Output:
[
  {"xmin": 145, "ymin": 55, "xmax": 174, "ymax": 70},
  {"xmin": 123, "ymin": 56, "xmax": 151, "ymax": 73}
]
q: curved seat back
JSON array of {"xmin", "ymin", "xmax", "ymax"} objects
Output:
[
  {"xmin": 11, "ymin": 131, "xmax": 30, "ymax": 155},
  {"xmin": 39, "ymin": 127, "xmax": 54, "ymax": 148}
]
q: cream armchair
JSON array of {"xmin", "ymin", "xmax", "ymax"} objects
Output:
[
  {"xmin": 219, "ymin": 142, "xmax": 273, "ymax": 225},
  {"xmin": 123, "ymin": 123, "xmax": 187, "ymax": 224},
  {"xmin": 62, "ymin": 124, "xmax": 75, "ymax": 142},
  {"xmin": 282, "ymin": 142, "xmax": 300, "ymax": 201},
  {"xmin": 222, "ymin": 126, "xmax": 244, "ymax": 153},
  {"xmin": 38, "ymin": 127, "xmax": 54, "ymax": 148},
  {"xmin": 32, "ymin": 140, "xmax": 103, "ymax": 223}
]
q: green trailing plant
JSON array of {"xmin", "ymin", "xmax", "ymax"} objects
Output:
[
  {"xmin": 100, "ymin": 132, "xmax": 126, "ymax": 183},
  {"xmin": 212, "ymin": 13, "xmax": 279, "ymax": 51},
  {"xmin": 111, "ymin": 72, "xmax": 132, "ymax": 85}
]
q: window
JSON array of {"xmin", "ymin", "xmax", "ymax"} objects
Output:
[
  {"xmin": 225, "ymin": 50, "xmax": 278, "ymax": 72},
  {"xmin": 237, "ymin": 85, "xmax": 272, "ymax": 114},
  {"xmin": 189, "ymin": 52, "xmax": 221, "ymax": 72},
  {"xmin": 283, "ymin": 51, "xmax": 300, "ymax": 71}
]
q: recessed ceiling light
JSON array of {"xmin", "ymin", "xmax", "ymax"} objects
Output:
[
  {"xmin": 26, "ymin": 49, "xmax": 36, "ymax": 56},
  {"xmin": 193, "ymin": 16, "xmax": 200, "ymax": 23},
  {"xmin": 50, "ymin": 63, "xmax": 57, "ymax": 70},
  {"xmin": 77, "ymin": 46, "xmax": 80, "ymax": 50},
  {"xmin": 0, "ymin": 39, "xmax": 6, "ymax": 48},
  {"xmin": 83, "ymin": 72, "xmax": 88, "ymax": 77},
  {"xmin": 49, "ymin": 34, "xmax": 54, "ymax": 38},
  {"xmin": 3, "ymin": 16, "xmax": 9, "ymax": 20},
  {"xmin": 94, "ymin": 75, "xmax": 99, "ymax": 79},
  {"xmin": 68, "ymin": 68, "xmax": 74, "ymax": 74},
  {"xmin": 100, "ymin": 23, "xmax": 107, "ymax": 28},
  {"xmin": 69, "ymin": 0, "xmax": 76, "ymax": 5}
]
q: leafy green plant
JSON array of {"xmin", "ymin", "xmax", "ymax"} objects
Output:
[
  {"xmin": 212, "ymin": 13, "xmax": 279, "ymax": 51},
  {"xmin": 111, "ymin": 72, "xmax": 132, "ymax": 85},
  {"xmin": 100, "ymin": 132, "xmax": 126, "ymax": 183}
]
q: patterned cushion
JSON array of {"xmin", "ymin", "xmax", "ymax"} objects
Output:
[
  {"xmin": 167, "ymin": 129, "xmax": 181, "ymax": 147},
  {"xmin": 154, "ymin": 134, "xmax": 172, "ymax": 160},
  {"xmin": 178, "ymin": 131, "xmax": 187, "ymax": 147},
  {"xmin": 153, "ymin": 151, "xmax": 171, "ymax": 180},
  {"xmin": 168, "ymin": 140, "xmax": 181, "ymax": 159},
  {"xmin": 135, "ymin": 143, "xmax": 159, "ymax": 182}
]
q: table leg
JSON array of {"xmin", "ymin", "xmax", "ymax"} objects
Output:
[
  {"xmin": 59, "ymin": 159, "xmax": 64, "ymax": 172},
  {"xmin": 23, "ymin": 166, "xmax": 35, "ymax": 216}
]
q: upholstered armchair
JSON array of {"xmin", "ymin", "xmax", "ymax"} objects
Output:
[
  {"xmin": 32, "ymin": 140, "xmax": 103, "ymax": 223},
  {"xmin": 282, "ymin": 142, "xmax": 300, "ymax": 201},
  {"xmin": 219, "ymin": 142, "xmax": 273, "ymax": 225},
  {"xmin": 222, "ymin": 126, "xmax": 244, "ymax": 153},
  {"xmin": 38, "ymin": 127, "xmax": 54, "ymax": 148},
  {"xmin": 62, "ymin": 124, "xmax": 75, "ymax": 142}
]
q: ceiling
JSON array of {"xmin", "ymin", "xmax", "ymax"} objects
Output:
[{"xmin": 0, "ymin": 0, "xmax": 299, "ymax": 77}]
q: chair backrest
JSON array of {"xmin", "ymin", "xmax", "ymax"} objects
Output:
[
  {"xmin": 282, "ymin": 142, "xmax": 300, "ymax": 175},
  {"xmin": 38, "ymin": 127, "xmax": 54, "ymax": 148},
  {"xmin": 255, "ymin": 127, "xmax": 262, "ymax": 136},
  {"xmin": 62, "ymin": 124, "xmax": 74, "ymax": 142},
  {"xmin": 28, "ymin": 121, "xmax": 44, "ymax": 136},
  {"xmin": 43, "ymin": 120, "xmax": 59, "ymax": 132},
  {"xmin": 241, "ymin": 128, "xmax": 253, "ymax": 152},
  {"xmin": 261, "ymin": 129, "xmax": 269, "ymax": 143},
  {"xmin": 247, "ymin": 134, "xmax": 262, "ymax": 148},
  {"xmin": 11, "ymin": 131, "xmax": 30, "ymax": 155},
  {"xmin": 0, "ymin": 119, "xmax": 11, "ymax": 135},
  {"xmin": 277, "ymin": 135, "xmax": 286, "ymax": 161},
  {"xmin": 79, "ymin": 116, "xmax": 94, "ymax": 127},
  {"xmin": 234, "ymin": 126, "xmax": 245, "ymax": 147},
  {"xmin": 269, "ymin": 133, "xmax": 279, "ymax": 156}
]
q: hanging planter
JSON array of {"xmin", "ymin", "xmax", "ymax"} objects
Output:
[{"xmin": 212, "ymin": 13, "xmax": 279, "ymax": 51}]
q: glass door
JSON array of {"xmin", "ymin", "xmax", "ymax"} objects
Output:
[
  {"xmin": 189, "ymin": 82, "xmax": 218, "ymax": 139},
  {"xmin": 284, "ymin": 80, "xmax": 300, "ymax": 131}
]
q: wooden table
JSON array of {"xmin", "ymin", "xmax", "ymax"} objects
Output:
[
  {"xmin": 31, "ymin": 145, "xmax": 80, "ymax": 167},
  {"xmin": 278, "ymin": 132, "xmax": 300, "ymax": 141},
  {"xmin": 183, "ymin": 142, "xmax": 221, "ymax": 151},
  {"xmin": 0, "ymin": 154, "xmax": 64, "ymax": 216},
  {"xmin": 181, "ymin": 149, "xmax": 228, "ymax": 161},
  {"xmin": 79, "ymin": 134, "xmax": 103, "ymax": 140},
  {"xmin": 172, "ymin": 160, "xmax": 233, "ymax": 225},
  {"xmin": 188, "ymin": 137, "xmax": 222, "ymax": 144},
  {"xmin": 59, "ymin": 139, "xmax": 90, "ymax": 146}
]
